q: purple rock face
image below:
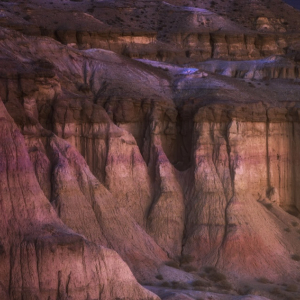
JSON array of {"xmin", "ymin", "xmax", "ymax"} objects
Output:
[{"xmin": 1, "ymin": 1, "xmax": 300, "ymax": 300}]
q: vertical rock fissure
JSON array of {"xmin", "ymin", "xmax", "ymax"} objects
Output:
[
  {"xmin": 179, "ymin": 123, "xmax": 198, "ymax": 263},
  {"xmin": 226, "ymin": 121, "xmax": 235, "ymax": 194},
  {"xmin": 83, "ymin": 61, "xmax": 88, "ymax": 86},
  {"xmin": 62, "ymin": 107, "xmax": 68, "ymax": 140},
  {"xmin": 146, "ymin": 148, "xmax": 162, "ymax": 223},
  {"xmin": 266, "ymin": 114, "xmax": 271, "ymax": 193},
  {"xmin": 243, "ymin": 34, "xmax": 248, "ymax": 53},
  {"xmin": 8, "ymin": 246, "xmax": 13, "ymax": 298},
  {"xmin": 179, "ymin": 219, "xmax": 188, "ymax": 265},
  {"xmin": 209, "ymin": 33, "xmax": 215, "ymax": 59},
  {"xmin": 292, "ymin": 121, "xmax": 297, "ymax": 208},
  {"xmin": 4, "ymin": 79, "xmax": 9, "ymax": 104},
  {"xmin": 103, "ymin": 124, "xmax": 111, "ymax": 186},
  {"xmin": 66, "ymin": 272, "xmax": 71, "ymax": 296},
  {"xmin": 215, "ymin": 122, "xmax": 235, "ymax": 267},
  {"xmin": 34, "ymin": 240, "xmax": 41, "ymax": 293}
]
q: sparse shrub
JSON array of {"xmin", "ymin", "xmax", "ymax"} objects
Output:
[
  {"xmin": 161, "ymin": 281, "xmax": 171, "ymax": 287},
  {"xmin": 237, "ymin": 285, "xmax": 251, "ymax": 295},
  {"xmin": 191, "ymin": 280, "xmax": 202, "ymax": 287},
  {"xmin": 204, "ymin": 266, "xmax": 217, "ymax": 274},
  {"xmin": 182, "ymin": 265, "xmax": 197, "ymax": 272},
  {"xmin": 286, "ymin": 284, "xmax": 298, "ymax": 292},
  {"xmin": 171, "ymin": 281, "xmax": 187, "ymax": 289},
  {"xmin": 155, "ymin": 274, "xmax": 163, "ymax": 280},
  {"xmin": 165, "ymin": 261, "xmax": 180, "ymax": 269},
  {"xmin": 263, "ymin": 203, "xmax": 273, "ymax": 210},
  {"xmin": 193, "ymin": 285, "xmax": 205, "ymax": 291},
  {"xmin": 285, "ymin": 228, "xmax": 291, "ymax": 232},
  {"xmin": 217, "ymin": 280, "xmax": 232, "ymax": 290},
  {"xmin": 291, "ymin": 254, "xmax": 300, "ymax": 261},
  {"xmin": 297, "ymin": 230, "xmax": 300, "ymax": 234},
  {"xmin": 208, "ymin": 271, "xmax": 227, "ymax": 282},
  {"xmin": 291, "ymin": 221, "xmax": 299, "ymax": 227},
  {"xmin": 191, "ymin": 280, "xmax": 211, "ymax": 287},
  {"xmin": 203, "ymin": 266, "xmax": 227, "ymax": 282},
  {"xmin": 180, "ymin": 254, "xmax": 195, "ymax": 264},
  {"xmin": 270, "ymin": 287, "xmax": 282, "ymax": 295},
  {"xmin": 257, "ymin": 277, "xmax": 272, "ymax": 284}
]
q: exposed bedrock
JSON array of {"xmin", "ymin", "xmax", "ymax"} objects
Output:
[
  {"xmin": 0, "ymin": 101, "xmax": 159, "ymax": 300},
  {"xmin": 1, "ymin": 26, "xmax": 300, "ymax": 297},
  {"xmin": 54, "ymin": 30, "xmax": 294, "ymax": 63},
  {"xmin": 1, "ymin": 0, "xmax": 300, "ymax": 298},
  {"xmin": 25, "ymin": 89, "xmax": 300, "ymax": 281},
  {"xmin": 195, "ymin": 55, "xmax": 300, "ymax": 80},
  {"xmin": 182, "ymin": 118, "xmax": 299, "ymax": 279}
]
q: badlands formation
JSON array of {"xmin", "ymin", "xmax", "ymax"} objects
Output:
[{"xmin": 0, "ymin": 0, "xmax": 300, "ymax": 299}]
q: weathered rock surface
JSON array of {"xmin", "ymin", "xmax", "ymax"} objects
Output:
[
  {"xmin": 0, "ymin": 100, "xmax": 159, "ymax": 300},
  {"xmin": 1, "ymin": 0, "xmax": 300, "ymax": 300}
]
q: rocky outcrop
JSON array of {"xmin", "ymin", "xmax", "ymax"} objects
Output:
[
  {"xmin": 1, "ymin": 0, "xmax": 300, "ymax": 299},
  {"xmin": 1, "ymin": 26, "xmax": 300, "ymax": 284},
  {"xmin": 0, "ymin": 0, "xmax": 299, "ymax": 64},
  {"xmin": 0, "ymin": 100, "xmax": 159, "ymax": 299},
  {"xmin": 183, "ymin": 116, "xmax": 299, "ymax": 279},
  {"xmin": 53, "ymin": 31, "xmax": 292, "ymax": 63},
  {"xmin": 194, "ymin": 55, "xmax": 299, "ymax": 80}
]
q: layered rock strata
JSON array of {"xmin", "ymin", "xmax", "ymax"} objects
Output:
[
  {"xmin": 0, "ymin": 100, "xmax": 159, "ymax": 300},
  {"xmin": 0, "ymin": 0, "xmax": 300, "ymax": 299}
]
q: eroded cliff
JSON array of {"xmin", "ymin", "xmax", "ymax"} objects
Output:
[{"xmin": 1, "ymin": 0, "xmax": 300, "ymax": 300}]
